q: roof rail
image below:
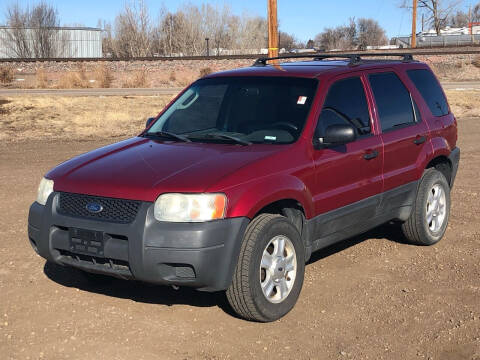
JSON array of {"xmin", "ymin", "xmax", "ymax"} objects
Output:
[{"xmin": 252, "ymin": 53, "xmax": 414, "ymax": 67}]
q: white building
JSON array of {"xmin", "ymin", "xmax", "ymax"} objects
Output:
[{"xmin": 0, "ymin": 26, "xmax": 102, "ymax": 59}]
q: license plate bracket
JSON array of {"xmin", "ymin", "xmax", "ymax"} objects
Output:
[{"xmin": 69, "ymin": 228, "xmax": 105, "ymax": 257}]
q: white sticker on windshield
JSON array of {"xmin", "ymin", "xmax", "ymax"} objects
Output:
[
  {"xmin": 297, "ymin": 96, "xmax": 307, "ymax": 105},
  {"xmin": 264, "ymin": 135, "xmax": 277, "ymax": 141}
]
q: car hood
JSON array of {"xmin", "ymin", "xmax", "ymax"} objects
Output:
[{"xmin": 47, "ymin": 137, "xmax": 284, "ymax": 202}]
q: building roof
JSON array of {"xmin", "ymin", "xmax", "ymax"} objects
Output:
[{"xmin": 0, "ymin": 26, "xmax": 102, "ymax": 31}]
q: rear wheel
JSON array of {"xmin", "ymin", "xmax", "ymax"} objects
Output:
[
  {"xmin": 226, "ymin": 214, "xmax": 305, "ymax": 322},
  {"xmin": 402, "ymin": 169, "xmax": 451, "ymax": 245}
]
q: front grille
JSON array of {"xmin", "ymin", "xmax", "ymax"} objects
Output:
[{"xmin": 57, "ymin": 192, "xmax": 140, "ymax": 223}]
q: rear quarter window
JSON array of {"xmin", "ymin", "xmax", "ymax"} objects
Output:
[{"xmin": 407, "ymin": 69, "xmax": 449, "ymax": 117}]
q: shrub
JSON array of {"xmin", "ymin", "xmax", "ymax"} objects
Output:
[
  {"xmin": 199, "ymin": 67, "xmax": 212, "ymax": 77},
  {"xmin": 122, "ymin": 69, "xmax": 149, "ymax": 88},
  {"xmin": 93, "ymin": 64, "xmax": 114, "ymax": 88},
  {"xmin": 57, "ymin": 64, "xmax": 90, "ymax": 89},
  {"xmin": 57, "ymin": 72, "xmax": 88, "ymax": 88},
  {"xmin": 36, "ymin": 68, "xmax": 48, "ymax": 88},
  {"xmin": 0, "ymin": 66, "xmax": 15, "ymax": 84},
  {"xmin": 472, "ymin": 56, "xmax": 480, "ymax": 69}
]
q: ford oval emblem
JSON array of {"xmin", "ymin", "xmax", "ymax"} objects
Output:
[{"xmin": 86, "ymin": 202, "xmax": 103, "ymax": 213}]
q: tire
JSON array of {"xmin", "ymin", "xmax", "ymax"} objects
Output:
[
  {"xmin": 80, "ymin": 270, "xmax": 114, "ymax": 285},
  {"xmin": 226, "ymin": 214, "xmax": 305, "ymax": 322},
  {"xmin": 402, "ymin": 169, "xmax": 451, "ymax": 245}
]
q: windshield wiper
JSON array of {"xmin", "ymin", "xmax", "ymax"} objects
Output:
[
  {"xmin": 203, "ymin": 133, "xmax": 252, "ymax": 146},
  {"xmin": 145, "ymin": 131, "xmax": 191, "ymax": 142}
]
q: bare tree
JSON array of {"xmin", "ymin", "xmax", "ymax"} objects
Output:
[
  {"xmin": 357, "ymin": 18, "xmax": 388, "ymax": 49},
  {"xmin": 4, "ymin": 1, "xmax": 64, "ymax": 58},
  {"xmin": 314, "ymin": 18, "xmax": 387, "ymax": 51},
  {"xmin": 105, "ymin": 2, "xmax": 273, "ymax": 57},
  {"xmin": 400, "ymin": 0, "xmax": 462, "ymax": 35},
  {"xmin": 472, "ymin": 3, "xmax": 480, "ymax": 22},
  {"xmin": 4, "ymin": 3, "xmax": 32, "ymax": 57},
  {"xmin": 279, "ymin": 31, "xmax": 301, "ymax": 51},
  {"xmin": 314, "ymin": 18, "xmax": 357, "ymax": 50},
  {"xmin": 207, "ymin": 4, "xmax": 232, "ymax": 55},
  {"xmin": 448, "ymin": 10, "xmax": 469, "ymax": 26},
  {"xmin": 114, "ymin": 0, "xmax": 153, "ymax": 58},
  {"xmin": 29, "ymin": 2, "xmax": 60, "ymax": 57}
]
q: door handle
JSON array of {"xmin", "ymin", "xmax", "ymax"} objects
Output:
[
  {"xmin": 413, "ymin": 135, "xmax": 426, "ymax": 145},
  {"xmin": 363, "ymin": 150, "xmax": 379, "ymax": 160}
]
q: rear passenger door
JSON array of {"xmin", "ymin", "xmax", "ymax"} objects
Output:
[{"xmin": 367, "ymin": 71, "xmax": 430, "ymax": 192}]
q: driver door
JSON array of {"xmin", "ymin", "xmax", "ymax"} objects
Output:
[{"xmin": 311, "ymin": 74, "xmax": 383, "ymax": 241}]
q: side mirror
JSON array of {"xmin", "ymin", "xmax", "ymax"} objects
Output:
[
  {"xmin": 146, "ymin": 117, "xmax": 156, "ymax": 129},
  {"xmin": 315, "ymin": 124, "xmax": 356, "ymax": 148}
]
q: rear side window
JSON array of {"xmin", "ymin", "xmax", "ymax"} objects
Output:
[
  {"xmin": 407, "ymin": 69, "xmax": 449, "ymax": 116},
  {"xmin": 316, "ymin": 77, "xmax": 371, "ymax": 137},
  {"xmin": 369, "ymin": 72, "xmax": 415, "ymax": 132}
]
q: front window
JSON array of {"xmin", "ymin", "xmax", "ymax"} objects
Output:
[
  {"xmin": 146, "ymin": 76, "xmax": 318, "ymax": 145},
  {"xmin": 316, "ymin": 76, "xmax": 372, "ymax": 138}
]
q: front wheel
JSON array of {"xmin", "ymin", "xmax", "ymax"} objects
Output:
[
  {"xmin": 402, "ymin": 169, "xmax": 451, "ymax": 245},
  {"xmin": 226, "ymin": 214, "xmax": 305, "ymax": 322}
]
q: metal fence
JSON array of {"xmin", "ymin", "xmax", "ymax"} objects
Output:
[
  {"xmin": 0, "ymin": 27, "xmax": 102, "ymax": 58},
  {"xmin": 394, "ymin": 34, "xmax": 480, "ymax": 48}
]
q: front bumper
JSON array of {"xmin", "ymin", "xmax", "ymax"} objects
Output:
[{"xmin": 28, "ymin": 193, "xmax": 249, "ymax": 291}]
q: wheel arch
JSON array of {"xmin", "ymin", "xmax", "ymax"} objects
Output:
[{"xmin": 425, "ymin": 155, "xmax": 453, "ymax": 187}]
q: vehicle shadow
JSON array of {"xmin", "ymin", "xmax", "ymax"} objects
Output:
[
  {"xmin": 43, "ymin": 261, "xmax": 237, "ymax": 317},
  {"xmin": 307, "ymin": 222, "xmax": 408, "ymax": 264},
  {"xmin": 44, "ymin": 223, "xmax": 407, "ymax": 313}
]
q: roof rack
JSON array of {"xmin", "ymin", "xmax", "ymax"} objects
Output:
[{"xmin": 252, "ymin": 53, "xmax": 414, "ymax": 67}]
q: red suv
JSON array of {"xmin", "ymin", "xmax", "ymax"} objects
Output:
[{"xmin": 28, "ymin": 54, "xmax": 459, "ymax": 322}]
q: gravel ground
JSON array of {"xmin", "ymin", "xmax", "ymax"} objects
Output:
[{"xmin": 0, "ymin": 117, "xmax": 479, "ymax": 360}]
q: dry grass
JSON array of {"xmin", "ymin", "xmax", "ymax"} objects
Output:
[
  {"xmin": 0, "ymin": 95, "xmax": 172, "ymax": 142},
  {"xmin": 122, "ymin": 69, "xmax": 149, "ymax": 88},
  {"xmin": 35, "ymin": 68, "xmax": 48, "ymax": 88},
  {"xmin": 199, "ymin": 67, "xmax": 213, "ymax": 78},
  {"xmin": 445, "ymin": 89, "xmax": 480, "ymax": 118},
  {"xmin": 93, "ymin": 64, "xmax": 114, "ymax": 88},
  {"xmin": 57, "ymin": 64, "xmax": 90, "ymax": 89},
  {"xmin": 0, "ymin": 66, "xmax": 15, "ymax": 84},
  {"xmin": 431, "ymin": 61, "xmax": 480, "ymax": 81},
  {"xmin": 0, "ymin": 90, "xmax": 476, "ymax": 143}
]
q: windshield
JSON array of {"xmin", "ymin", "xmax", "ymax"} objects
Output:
[{"xmin": 146, "ymin": 76, "xmax": 318, "ymax": 145}]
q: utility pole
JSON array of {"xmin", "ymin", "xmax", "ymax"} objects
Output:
[
  {"xmin": 205, "ymin": 38, "xmax": 210, "ymax": 56},
  {"xmin": 267, "ymin": 0, "xmax": 279, "ymax": 58},
  {"xmin": 469, "ymin": 6, "xmax": 474, "ymax": 44},
  {"xmin": 412, "ymin": 0, "xmax": 418, "ymax": 48}
]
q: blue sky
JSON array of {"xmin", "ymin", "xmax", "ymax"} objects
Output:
[{"xmin": 3, "ymin": 0, "xmax": 479, "ymax": 41}]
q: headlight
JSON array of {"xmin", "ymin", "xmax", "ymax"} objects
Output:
[
  {"xmin": 36, "ymin": 177, "xmax": 54, "ymax": 206},
  {"xmin": 154, "ymin": 193, "xmax": 226, "ymax": 222}
]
